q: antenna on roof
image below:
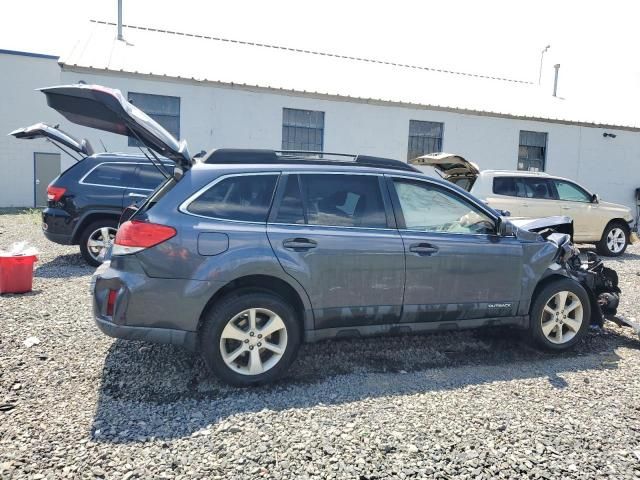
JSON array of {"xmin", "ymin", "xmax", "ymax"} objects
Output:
[{"xmin": 117, "ymin": 0, "xmax": 124, "ymax": 41}]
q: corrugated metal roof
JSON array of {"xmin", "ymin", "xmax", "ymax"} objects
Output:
[{"xmin": 59, "ymin": 20, "xmax": 640, "ymax": 131}]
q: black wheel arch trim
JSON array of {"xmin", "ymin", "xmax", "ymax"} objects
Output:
[{"xmin": 71, "ymin": 209, "xmax": 122, "ymax": 243}]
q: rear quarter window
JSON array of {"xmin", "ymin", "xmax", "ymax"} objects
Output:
[
  {"xmin": 186, "ymin": 174, "xmax": 278, "ymax": 222},
  {"xmin": 82, "ymin": 163, "xmax": 138, "ymax": 188}
]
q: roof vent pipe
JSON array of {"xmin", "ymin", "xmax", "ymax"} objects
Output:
[
  {"xmin": 117, "ymin": 0, "xmax": 124, "ymax": 41},
  {"xmin": 553, "ymin": 64, "xmax": 560, "ymax": 97}
]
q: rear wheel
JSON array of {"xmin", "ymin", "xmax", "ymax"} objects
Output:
[
  {"xmin": 596, "ymin": 222, "xmax": 629, "ymax": 257},
  {"xmin": 529, "ymin": 278, "xmax": 591, "ymax": 351},
  {"xmin": 79, "ymin": 219, "xmax": 118, "ymax": 267},
  {"xmin": 200, "ymin": 292, "xmax": 301, "ymax": 386}
]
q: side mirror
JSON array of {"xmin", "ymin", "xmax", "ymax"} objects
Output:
[
  {"xmin": 497, "ymin": 217, "xmax": 517, "ymax": 237},
  {"xmin": 591, "ymin": 193, "xmax": 599, "ymax": 203}
]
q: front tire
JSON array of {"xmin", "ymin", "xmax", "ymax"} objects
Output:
[
  {"xmin": 79, "ymin": 219, "xmax": 118, "ymax": 267},
  {"xmin": 596, "ymin": 222, "xmax": 629, "ymax": 257},
  {"xmin": 200, "ymin": 292, "xmax": 301, "ymax": 386},
  {"xmin": 529, "ymin": 278, "xmax": 591, "ymax": 351}
]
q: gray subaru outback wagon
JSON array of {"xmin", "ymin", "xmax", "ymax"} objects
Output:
[{"xmin": 39, "ymin": 84, "xmax": 621, "ymax": 386}]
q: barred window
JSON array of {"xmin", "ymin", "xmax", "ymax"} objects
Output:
[
  {"xmin": 518, "ymin": 131, "xmax": 547, "ymax": 171},
  {"xmin": 128, "ymin": 92, "xmax": 180, "ymax": 146},
  {"xmin": 407, "ymin": 120, "xmax": 443, "ymax": 160},
  {"xmin": 282, "ymin": 108, "xmax": 324, "ymax": 152}
]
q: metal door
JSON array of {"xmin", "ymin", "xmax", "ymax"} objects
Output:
[
  {"xmin": 267, "ymin": 173, "xmax": 406, "ymax": 330},
  {"xmin": 34, "ymin": 153, "xmax": 61, "ymax": 207},
  {"xmin": 387, "ymin": 175, "xmax": 523, "ymax": 323}
]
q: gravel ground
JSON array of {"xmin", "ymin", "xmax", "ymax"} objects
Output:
[{"xmin": 2, "ymin": 209, "xmax": 640, "ymax": 479}]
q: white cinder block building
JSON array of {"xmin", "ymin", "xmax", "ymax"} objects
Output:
[{"xmin": 1, "ymin": 20, "xmax": 639, "ymax": 218}]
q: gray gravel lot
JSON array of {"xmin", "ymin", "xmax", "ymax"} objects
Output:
[{"xmin": 2, "ymin": 209, "xmax": 640, "ymax": 479}]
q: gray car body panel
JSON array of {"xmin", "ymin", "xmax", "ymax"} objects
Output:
[{"xmin": 92, "ymin": 161, "xmax": 582, "ymax": 347}]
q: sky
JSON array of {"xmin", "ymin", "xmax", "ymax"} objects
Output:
[{"xmin": 1, "ymin": 0, "xmax": 639, "ymax": 104}]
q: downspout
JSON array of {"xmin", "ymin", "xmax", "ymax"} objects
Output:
[
  {"xmin": 117, "ymin": 0, "xmax": 124, "ymax": 41},
  {"xmin": 552, "ymin": 64, "xmax": 560, "ymax": 97}
]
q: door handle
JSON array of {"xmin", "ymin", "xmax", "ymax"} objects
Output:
[
  {"xmin": 561, "ymin": 206, "xmax": 571, "ymax": 210},
  {"xmin": 283, "ymin": 238, "xmax": 317, "ymax": 250},
  {"xmin": 128, "ymin": 192, "xmax": 147, "ymax": 198},
  {"xmin": 409, "ymin": 243, "xmax": 439, "ymax": 256}
]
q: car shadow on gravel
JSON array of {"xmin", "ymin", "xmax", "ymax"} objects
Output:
[
  {"xmin": 35, "ymin": 254, "xmax": 93, "ymax": 278},
  {"xmin": 90, "ymin": 326, "xmax": 639, "ymax": 443}
]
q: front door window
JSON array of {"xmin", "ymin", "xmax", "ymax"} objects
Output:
[{"xmin": 394, "ymin": 180, "xmax": 495, "ymax": 235}]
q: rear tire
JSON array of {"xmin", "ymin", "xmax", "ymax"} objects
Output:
[
  {"xmin": 79, "ymin": 219, "xmax": 118, "ymax": 267},
  {"xmin": 596, "ymin": 222, "xmax": 629, "ymax": 257},
  {"xmin": 199, "ymin": 291, "xmax": 301, "ymax": 386},
  {"xmin": 529, "ymin": 278, "xmax": 591, "ymax": 351}
]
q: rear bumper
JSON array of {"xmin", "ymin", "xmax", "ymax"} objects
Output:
[
  {"xmin": 42, "ymin": 207, "xmax": 74, "ymax": 244},
  {"xmin": 43, "ymin": 230, "xmax": 72, "ymax": 245},
  {"xmin": 95, "ymin": 316, "xmax": 197, "ymax": 350},
  {"xmin": 91, "ymin": 257, "xmax": 226, "ymax": 351}
]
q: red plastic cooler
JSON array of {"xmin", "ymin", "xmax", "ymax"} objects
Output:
[{"xmin": 0, "ymin": 255, "xmax": 38, "ymax": 294}]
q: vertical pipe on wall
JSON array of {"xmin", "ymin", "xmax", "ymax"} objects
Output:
[
  {"xmin": 117, "ymin": 0, "xmax": 124, "ymax": 41},
  {"xmin": 553, "ymin": 64, "xmax": 560, "ymax": 97}
]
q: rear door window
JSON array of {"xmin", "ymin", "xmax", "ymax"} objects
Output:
[
  {"xmin": 298, "ymin": 174, "xmax": 387, "ymax": 228},
  {"xmin": 186, "ymin": 174, "xmax": 278, "ymax": 222},
  {"xmin": 135, "ymin": 164, "xmax": 173, "ymax": 190},
  {"xmin": 521, "ymin": 178, "xmax": 556, "ymax": 200},
  {"xmin": 274, "ymin": 175, "xmax": 306, "ymax": 224},
  {"xmin": 82, "ymin": 163, "xmax": 138, "ymax": 188}
]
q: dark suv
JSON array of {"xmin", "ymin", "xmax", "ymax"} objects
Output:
[
  {"xmin": 39, "ymin": 84, "xmax": 622, "ymax": 386},
  {"xmin": 11, "ymin": 123, "xmax": 170, "ymax": 266}
]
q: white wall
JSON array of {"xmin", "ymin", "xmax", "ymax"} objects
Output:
[
  {"xmin": 3, "ymin": 59, "xmax": 639, "ymax": 215},
  {"xmin": 0, "ymin": 52, "xmax": 71, "ymax": 207}
]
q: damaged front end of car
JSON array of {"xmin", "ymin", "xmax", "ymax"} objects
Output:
[
  {"xmin": 514, "ymin": 215, "xmax": 622, "ymax": 328},
  {"xmin": 555, "ymin": 238, "xmax": 621, "ymax": 325}
]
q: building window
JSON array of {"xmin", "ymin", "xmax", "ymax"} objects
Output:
[
  {"xmin": 282, "ymin": 108, "xmax": 324, "ymax": 152},
  {"xmin": 518, "ymin": 131, "xmax": 547, "ymax": 171},
  {"xmin": 128, "ymin": 92, "xmax": 180, "ymax": 146},
  {"xmin": 407, "ymin": 120, "xmax": 443, "ymax": 160}
]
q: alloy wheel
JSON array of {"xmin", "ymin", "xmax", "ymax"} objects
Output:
[
  {"xmin": 87, "ymin": 226, "xmax": 117, "ymax": 263},
  {"xmin": 606, "ymin": 227, "xmax": 626, "ymax": 254},
  {"xmin": 219, "ymin": 308, "xmax": 288, "ymax": 376},
  {"xmin": 540, "ymin": 291, "xmax": 584, "ymax": 344}
]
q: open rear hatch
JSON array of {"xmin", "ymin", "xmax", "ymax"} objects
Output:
[
  {"xmin": 410, "ymin": 152, "xmax": 480, "ymax": 177},
  {"xmin": 39, "ymin": 84, "xmax": 191, "ymax": 170},
  {"xmin": 10, "ymin": 122, "xmax": 95, "ymax": 158}
]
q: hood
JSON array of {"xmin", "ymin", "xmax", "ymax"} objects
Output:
[
  {"xmin": 409, "ymin": 152, "xmax": 480, "ymax": 177},
  {"xmin": 510, "ymin": 215, "xmax": 574, "ymax": 238},
  {"xmin": 10, "ymin": 122, "xmax": 94, "ymax": 157},
  {"xmin": 39, "ymin": 84, "xmax": 191, "ymax": 170}
]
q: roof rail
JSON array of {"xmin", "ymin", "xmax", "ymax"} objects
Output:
[{"xmin": 201, "ymin": 148, "xmax": 420, "ymax": 172}]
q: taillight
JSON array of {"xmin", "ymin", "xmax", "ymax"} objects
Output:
[
  {"xmin": 47, "ymin": 186, "xmax": 66, "ymax": 202},
  {"xmin": 112, "ymin": 220, "xmax": 176, "ymax": 255},
  {"xmin": 106, "ymin": 289, "xmax": 118, "ymax": 316}
]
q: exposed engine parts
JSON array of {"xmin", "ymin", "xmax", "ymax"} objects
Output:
[{"xmin": 565, "ymin": 250, "xmax": 621, "ymax": 325}]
